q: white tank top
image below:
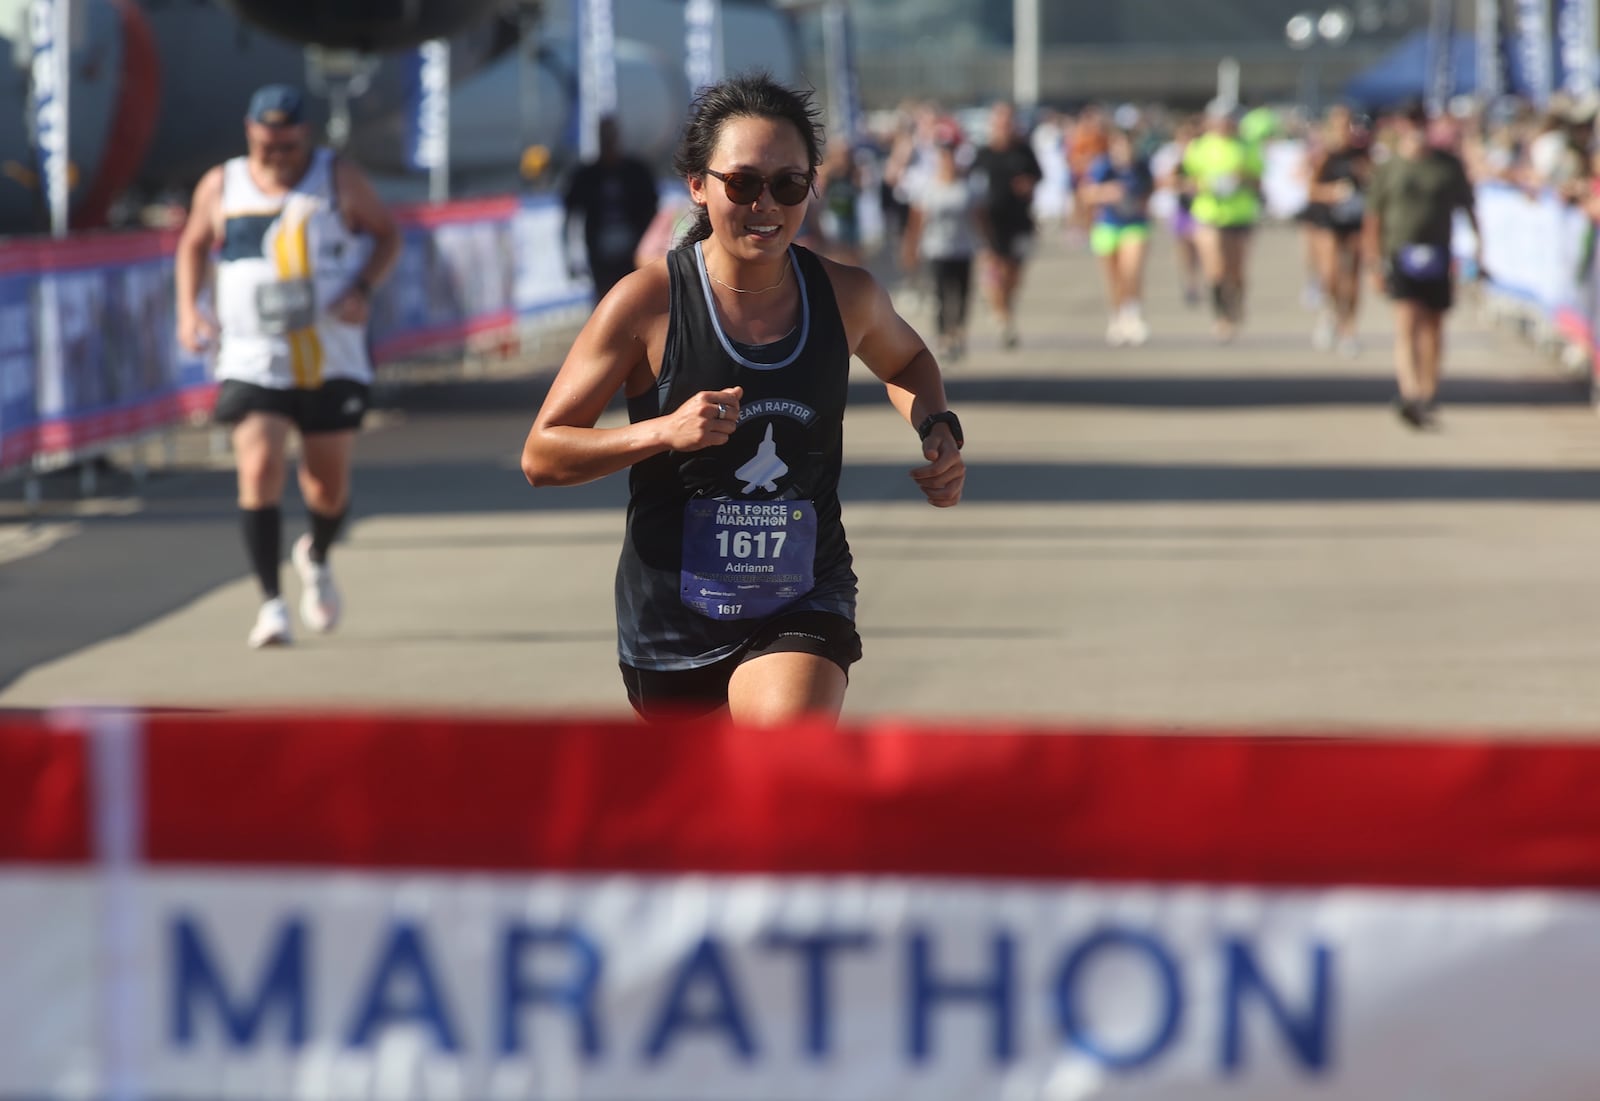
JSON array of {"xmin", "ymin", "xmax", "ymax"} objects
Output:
[{"xmin": 214, "ymin": 148, "xmax": 373, "ymax": 389}]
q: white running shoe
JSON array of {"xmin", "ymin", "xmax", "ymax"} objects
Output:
[
  {"xmin": 1311, "ymin": 312, "xmax": 1335, "ymax": 351},
  {"xmin": 248, "ymin": 597, "xmax": 293, "ymax": 648},
  {"xmin": 1337, "ymin": 334, "xmax": 1362, "ymax": 359},
  {"xmin": 1122, "ymin": 315, "xmax": 1150, "ymax": 346},
  {"xmin": 1105, "ymin": 316, "xmax": 1127, "ymax": 346},
  {"xmin": 292, "ymin": 533, "xmax": 342, "ymax": 633}
]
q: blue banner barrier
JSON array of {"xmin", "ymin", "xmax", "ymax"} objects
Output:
[{"xmin": 0, "ymin": 192, "xmax": 596, "ymax": 481}]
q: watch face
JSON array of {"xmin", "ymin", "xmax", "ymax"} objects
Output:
[{"xmin": 920, "ymin": 412, "xmax": 962, "ymax": 446}]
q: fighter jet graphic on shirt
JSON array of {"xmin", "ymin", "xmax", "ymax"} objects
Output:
[{"xmin": 735, "ymin": 424, "xmax": 788, "ymax": 493}]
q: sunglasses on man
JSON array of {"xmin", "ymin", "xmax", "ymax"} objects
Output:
[{"xmin": 704, "ymin": 168, "xmax": 813, "ymax": 207}]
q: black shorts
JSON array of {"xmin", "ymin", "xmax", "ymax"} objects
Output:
[
  {"xmin": 984, "ymin": 225, "xmax": 1035, "ymax": 262},
  {"xmin": 213, "ymin": 379, "xmax": 370, "ymax": 435},
  {"xmin": 1385, "ymin": 266, "xmax": 1453, "ymax": 312},
  {"xmin": 619, "ymin": 610, "xmax": 863, "ymax": 722}
]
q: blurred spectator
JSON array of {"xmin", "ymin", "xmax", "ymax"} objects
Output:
[
  {"xmin": 1524, "ymin": 108, "xmax": 1584, "ymax": 190},
  {"xmin": 633, "ymin": 187, "xmax": 699, "ymax": 269},
  {"xmin": 1304, "ymin": 105, "xmax": 1371, "ymax": 356},
  {"xmin": 1081, "ymin": 128, "xmax": 1155, "ymax": 346},
  {"xmin": 1364, "ymin": 103, "xmax": 1482, "ymax": 430},
  {"xmin": 972, "ymin": 100, "xmax": 1043, "ymax": 348},
  {"xmin": 1030, "ymin": 107, "xmax": 1072, "ymax": 227},
  {"xmin": 816, "ymin": 141, "xmax": 864, "ymax": 264},
  {"xmin": 902, "ymin": 121, "xmax": 981, "ymax": 361},
  {"xmin": 1066, "ymin": 104, "xmax": 1110, "ymax": 238},
  {"xmin": 1150, "ymin": 116, "xmax": 1202, "ymax": 306},
  {"xmin": 563, "ymin": 115, "xmax": 659, "ymax": 302},
  {"xmin": 1184, "ymin": 100, "xmax": 1263, "ymax": 342}
]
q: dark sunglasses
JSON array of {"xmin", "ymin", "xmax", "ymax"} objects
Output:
[{"xmin": 704, "ymin": 168, "xmax": 812, "ymax": 206}]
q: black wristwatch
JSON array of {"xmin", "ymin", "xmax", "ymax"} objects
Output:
[
  {"xmin": 916, "ymin": 410, "xmax": 963, "ymax": 449},
  {"xmin": 353, "ymin": 276, "xmax": 374, "ymax": 298}
]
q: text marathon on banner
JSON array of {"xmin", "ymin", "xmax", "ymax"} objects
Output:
[{"xmin": 7, "ymin": 713, "xmax": 1600, "ymax": 1098}]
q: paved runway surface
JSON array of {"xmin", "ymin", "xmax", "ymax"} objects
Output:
[{"xmin": 6, "ymin": 224, "xmax": 1600, "ymax": 733}]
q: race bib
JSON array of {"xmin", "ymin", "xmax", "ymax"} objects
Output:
[
  {"xmin": 1395, "ymin": 244, "xmax": 1447, "ymax": 280},
  {"xmin": 681, "ymin": 499, "xmax": 817, "ymax": 621},
  {"xmin": 1210, "ymin": 173, "xmax": 1240, "ymax": 197},
  {"xmin": 254, "ymin": 278, "xmax": 315, "ymax": 335}
]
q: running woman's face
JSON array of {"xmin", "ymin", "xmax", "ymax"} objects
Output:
[{"xmin": 691, "ymin": 115, "xmax": 813, "ymax": 263}]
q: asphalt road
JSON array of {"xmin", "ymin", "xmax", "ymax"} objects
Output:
[{"xmin": 6, "ymin": 224, "xmax": 1600, "ymax": 733}]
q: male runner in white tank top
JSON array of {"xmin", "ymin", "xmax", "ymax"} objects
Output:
[{"xmin": 176, "ymin": 84, "xmax": 399, "ymax": 647}]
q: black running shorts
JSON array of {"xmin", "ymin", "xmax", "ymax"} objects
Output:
[
  {"xmin": 1384, "ymin": 266, "xmax": 1454, "ymax": 312},
  {"xmin": 213, "ymin": 379, "xmax": 370, "ymax": 435},
  {"xmin": 619, "ymin": 610, "xmax": 863, "ymax": 722}
]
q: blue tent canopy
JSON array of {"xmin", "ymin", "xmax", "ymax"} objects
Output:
[{"xmin": 1341, "ymin": 30, "xmax": 1483, "ymax": 108}]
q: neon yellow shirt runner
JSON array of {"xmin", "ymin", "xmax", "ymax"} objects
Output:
[{"xmin": 1183, "ymin": 134, "xmax": 1263, "ymax": 227}]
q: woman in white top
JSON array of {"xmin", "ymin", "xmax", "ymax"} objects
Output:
[{"xmin": 901, "ymin": 129, "xmax": 982, "ymax": 361}]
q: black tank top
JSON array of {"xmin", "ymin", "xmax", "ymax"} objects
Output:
[
  {"xmin": 615, "ymin": 242, "xmax": 857, "ymax": 670},
  {"xmin": 1316, "ymin": 148, "xmax": 1363, "ymax": 187},
  {"xmin": 1315, "ymin": 148, "xmax": 1367, "ymax": 228}
]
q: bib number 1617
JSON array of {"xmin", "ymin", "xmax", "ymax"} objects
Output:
[{"xmin": 715, "ymin": 530, "xmax": 788, "ymax": 559}]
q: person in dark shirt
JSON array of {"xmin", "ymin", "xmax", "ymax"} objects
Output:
[
  {"xmin": 971, "ymin": 101, "xmax": 1043, "ymax": 348},
  {"xmin": 1364, "ymin": 103, "xmax": 1483, "ymax": 429},
  {"xmin": 563, "ymin": 115, "xmax": 660, "ymax": 301},
  {"xmin": 1304, "ymin": 104, "xmax": 1372, "ymax": 356}
]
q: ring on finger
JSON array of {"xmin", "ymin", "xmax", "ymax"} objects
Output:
[{"xmin": 716, "ymin": 403, "xmax": 726, "ymax": 420}]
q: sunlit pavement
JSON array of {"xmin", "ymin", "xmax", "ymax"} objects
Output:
[{"xmin": 7, "ymin": 223, "xmax": 1600, "ymax": 734}]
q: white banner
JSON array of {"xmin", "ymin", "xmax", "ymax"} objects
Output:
[
  {"xmin": 821, "ymin": 2, "xmax": 862, "ymax": 145},
  {"xmin": 406, "ymin": 40, "xmax": 452, "ymax": 174},
  {"xmin": 576, "ymin": 0, "xmax": 617, "ymax": 162},
  {"xmin": 1425, "ymin": 0, "xmax": 1457, "ymax": 113},
  {"xmin": 0, "ymin": 877, "xmax": 100, "ymax": 1093},
  {"xmin": 28, "ymin": 0, "xmax": 71, "ymax": 237},
  {"xmin": 684, "ymin": 0, "xmax": 723, "ymax": 94},
  {"xmin": 8, "ymin": 871, "xmax": 1600, "ymax": 1100},
  {"xmin": 512, "ymin": 198, "xmax": 595, "ymax": 316},
  {"xmin": 1478, "ymin": 0, "xmax": 1504, "ymax": 100},
  {"xmin": 13, "ymin": 712, "xmax": 1600, "ymax": 1100},
  {"xmin": 1512, "ymin": 0, "xmax": 1555, "ymax": 104},
  {"xmin": 1555, "ymin": 0, "xmax": 1598, "ymax": 96},
  {"xmin": 1476, "ymin": 182, "xmax": 1590, "ymax": 313}
]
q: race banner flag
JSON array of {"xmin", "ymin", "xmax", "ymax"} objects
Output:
[
  {"xmin": 0, "ymin": 258, "xmax": 39, "ymax": 473},
  {"xmin": 10, "ymin": 711, "xmax": 1600, "ymax": 1098},
  {"xmin": 575, "ymin": 0, "xmax": 618, "ymax": 162},
  {"xmin": 1554, "ymin": 0, "xmax": 1598, "ymax": 96},
  {"xmin": 1425, "ymin": 0, "xmax": 1458, "ymax": 113},
  {"xmin": 1511, "ymin": 0, "xmax": 1555, "ymax": 104},
  {"xmin": 821, "ymin": 1, "xmax": 863, "ymax": 144},
  {"xmin": 403, "ymin": 39, "xmax": 451, "ymax": 175},
  {"xmin": 685, "ymin": 0, "xmax": 723, "ymax": 94},
  {"xmin": 1478, "ymin": 0, "xmax": 1506, "ymax": 100},
  {"xmin": 27, "ymin": 0, "xmax": 71, "ymax": 237}
]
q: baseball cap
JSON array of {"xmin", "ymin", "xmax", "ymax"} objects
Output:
[{"xmin": 247, "ymin": 84, "xmax": 305, "ymax": 127}]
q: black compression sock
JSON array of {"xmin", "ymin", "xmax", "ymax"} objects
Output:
[
  {"xmin": 308, "ymin": 507, "xmax": 347, "ymax": 564},
  {"xmin": 240, "ymin": 506, "xmax": 282, "ymax": 599},
  {"xmin": 1210, "ymin": 283, "xmax": 1226, "ymax": 318}
]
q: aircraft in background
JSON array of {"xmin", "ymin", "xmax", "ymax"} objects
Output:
[
  {"xmin": 0, "ymin": 0, "xmax": 518, "ymax": 235},
  {"xmin": 0, "ymin": 0, "xmax": 800, "ymax": 236}
]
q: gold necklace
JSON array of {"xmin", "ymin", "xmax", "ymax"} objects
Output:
[{"xmin": 708, "ymin": 263, "xmax": 788, "ymax": 295}]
